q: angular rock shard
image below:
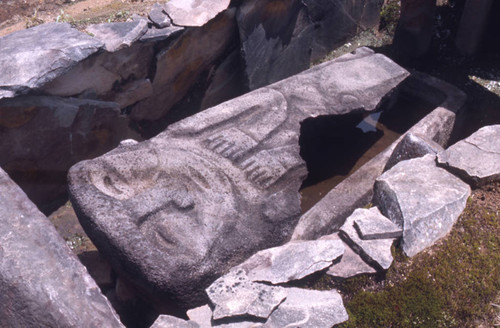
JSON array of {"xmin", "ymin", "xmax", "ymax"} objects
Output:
[
  {"xmin": 374, "ymin": 154, "xmax": 471, "ymax": 257},
  {"xmin": 0, "ymin": 23, "xmax": 103, "ymax": 99},
  {"xmin": 206, "ymin": 269, "xmax": 288, "ymax": 320},
  {"xmin": 237, "ymin": 239, "xmax": 344, "ymax": 284},
  {"xmin": 354, "ymin": 210, "xmax": 403, "ymax": 240},
  {"xmin": 339, "ymin": 208, "xmax": 395, "ymax": 270},
  {"xmin": 321, "ymin": 233, "xmax": 377, "ymax": 279},
  {"xmin": 188, "ymin": 305, "xmax": 263, "ymax": 328},
  {"xmin": 68, "ymin": 48, "xmax": 408, "ymax": 307},
  {"xmin": 86, "ymin": 20, "xmax": 148, "ymax": 52},
  {"xmin": 262, "ymin": 288, "xmax": 348, "ymax": 328},
  {"xmin": 437, "ymin": 124, "xmax": 500, "ymax": 187},
  {"xmin": 150, "ymin": 315, "xmax": 200, "ymax": 328},
  {"xmin": 384, "ymin": 132, "xmax": 444, "ymax": 171},
  {"xmin": 164, "ymin": 0, "xmax": 231, "ymax": 26},
  {"xmin": 0, "ymin": 168, "xmax": 123, "ymax": 327},
  {"xmin": 149, "ymin": 3, "xmax": 172, "ymax": 28}
]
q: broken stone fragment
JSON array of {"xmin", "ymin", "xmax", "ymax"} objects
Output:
[
  {"xmin": 354, "ymin": 209, "xmax": 403, "ymax": 240},
  {"xmin": 149, "ymin": 3, "xmax": 171, "ymax": 28},
  {"xmin": 0, "ymin": 167, "xmax": 123, "ymax": 327},
  {"xmin": 262, "ymin": 288, "xmax": 349, "ymax": 328},
  {"xmin": 437, "ymin": 124, "xmax": 500, "ymax": 187},
  {"xmin": 86, "ymin": 20, "xmax": 148, "ymax": 52},
  {"xmin": 374, "ymin": 154, "xmax": 471, "ymax": 257},
  {"xmin": 140, "ymin": 24, "xmax": 184, "ymax": 42},
  {"xmin": 384, "ymin": 132, "xmax": 445, "ymax": 171},
  {"xmin": 206, "ymin": 269, "xmax": 288, "ymax": 320},
  {"xmin": 237, "ymin": 239, "xmax": 344, "ymax": 284},
  {"xmin": 164, "ymin": 0, "xmax": 231, "ymax": 26},
  {"xmin": 187, "ymin": 305, "xmax": 264, "ymax": 328},
  {"xmin": 339, "ymin": 208, "xmax": 395, "ymax": 270},
  {"xmin": 150, "ymin": 315, "xmax": 200, "ymax": 328},
  {"xmin": 0, "ymin": 22, "xmax": 103, "ymax": 99},
  {"xmin": 321, "ymin": 233, "xmax": 377, "ymax": 279}
]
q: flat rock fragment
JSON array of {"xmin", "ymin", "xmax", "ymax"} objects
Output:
[
  {"xmin": 68, "ymin": 48, "xmax": 408, "ymax": 307},
  {"xmin": 374, "ymin": 154, "xmax": 471, "ymax": 257},
  {"xmin": 339, "ymin": 208, "xmax": 395, "ymax": 270},
  {"xmin": 164, "ymin": 0, "xmax": 231, "ymax": 26},
  {"xmin": 354, "ymin": 210, "xmax": 403, "ymax": 240},
  {"xmin": 187, "ymin": 305, "xmax": 263, "ymax": 328},
  {"xmin": 140, "ymin": 25, "xmax": 184, "ymax": 42},
  {"xmin": 0, "ymin": 167, "xmax": 123, "ymax": 327},
  {"xmin": 150, "ymin": 315, "xmax": 199, "ymax": 328},
  {"xmin": 321, "ymin": 234, "xmax": 377, "ymax": 279},
  {"xmin": 437, "ymin": 124, "xmax": 500, "ymax": 186},
  {"xmin": 87, "ymin": 20, "xmax": 148, "ymax": 52},
  {"xmin": 384, "ymin": 132, "xmax": 444, "ymax": 171},
  {"xmin": 238, "ymin": 239, "xmax": 344, "ymax": 284},
  {"xmin": 149, "ymin": 3, "xmax": 171, "ymax": 28},
  {"xmin": 206, "ymin": 269, "xmax": 287, "ymax": 320},
  {"xmin": 263, "ymin": 288, "xmax": 348, "ymax": 328},
  {"xmin": 0, "ymin": 23, "xmax": 103, "ymax": 99}
]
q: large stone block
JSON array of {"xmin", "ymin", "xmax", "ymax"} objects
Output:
[
  {"xmin": 68, "ymin": 48, "xmax": 408, "ymax": 307},
  {"xmin": 374, "ymin": 154, "xmax": 471, "ymax": 257},
  {"xmin": 0, "ymin": 23, "xmax": 103, "ymax": 99},
  {"xmin": 0, "ymin": 168, "xmax": 123, "ymax": 327},
  {"xmin": 0, "ymin": 96, "xmax": 136, "ymax": 212},
  {"xmin": 437, "ymin": 124, "xmax": 500, "ymax": 186}
]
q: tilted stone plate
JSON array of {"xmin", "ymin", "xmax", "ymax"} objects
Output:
[{"xmin": 68, "ymin": 47, "xmax": 409, "ymax": 307}]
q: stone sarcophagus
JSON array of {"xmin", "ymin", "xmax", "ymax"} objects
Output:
[{"xmin": 68, "ymin": 47, "xmax": 409, "ymax": 307}]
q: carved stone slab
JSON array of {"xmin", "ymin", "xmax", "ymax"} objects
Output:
[
  {"xmin": 0, "ymin": 168, "xmax": 123, "ymax": 327},
  {"xmin": 68, "ymin": 47, "xmax": 408, "ymax": 307}
]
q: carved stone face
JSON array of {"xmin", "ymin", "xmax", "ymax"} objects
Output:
[{"xmin": 90, "ymin": 145, "xmax": 239, "ymax": 262}]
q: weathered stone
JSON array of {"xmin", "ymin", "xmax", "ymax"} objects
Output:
[
  {"xmin": 263, "ymin": 288, "xmax": 348, "ymax": 328},
  {"xmin": 200, "ymin": 49, "xmax": 248, "ymax": 110},
  {"xmin": 324, "ymin": 235, "xmax": 377, "ymax": 279},
  {"xmin": 303, "ymin": 0, "xmax": 384, "ymax": 61},
  {"xmin": 291, "ymin": 72, "xmax": 466, "ymax": 241},
  {"xmin": 236, "ymin": 0, "xmax": 314, "ymax": 90},
  {"xmin": 0, "ymin": 96, "xmax": 136, "ymax": 212},
  {"xmin": 131, "ymin": 9, "xmax": 238, "ymax": 121},
  {"xmin": 69, "ymin": 48, "xmax": 408, "ymax": 307},
  {"xmin": 237, "ymin": 239, "xmax": 344, "ymax": 284},
  {"xmin": 0, "ymin": 23, "xmax": 103, "ymax": 99},
  {"xmin": 0, "ymin": 167, "xmax": 123, "ymax": 327},
  {"xmin": 207, "ymin": 269, "xmax": 288, "ymax": 320},
  {"xmin": 151, "ymin": 315, "xmax": 200, "ymax": 328},
  {"xmin": 86, "ymin": 20, "xmax": 148, "ymax": 52},
  {"xmin": 339, "ymin": 208, "xmax": 395, "ymax": 270},
  {"xmin": 394, "ymin": 0, "xmax": 436, "ymax": 58},
  {"xmin": 384, "ymin": 132, "xmax": 445, "ymax": 171},
  {"xmin": 456, "ymin": 0, "xmax": 494, "ymax": 56},
  {"xmin": 149, "ymin": 3, "xmax": 171, "ymax": 28},
  {"xmin": 354, "ymin": 209, "xmax": 403, "ymax": 240},
  {"xmin": 437, "ymin": 125, "xmax": 500, "ymax": 187},
  {"xmin": 41, "ymin": 42, "xmax": 155, "ymax": 98},
  {"xmin": 188, "ymin": 305, "xmax": 263, "ymax": 328},
  {"xmin": 109, "ymin": 79, "xmax": 154, "ymax": 109},
  {"xmin": 374, "ymin": 154, "xmax": 471, "ymax": 257},
  {"xmin": 140, "ymin": 24, "xmax": 184, "ymax": 42},
  {"xmin": 164, "ymin": 0, "xmax": 231, "ymax": 27}
]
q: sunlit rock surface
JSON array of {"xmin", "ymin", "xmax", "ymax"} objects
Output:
[
  {"xmin": 68, "ymin": 48, "xmax": 409, "ymax": 307},
  {"xmin": 0, "ymin": 167, "xmax": 123, "ymax": 327}
]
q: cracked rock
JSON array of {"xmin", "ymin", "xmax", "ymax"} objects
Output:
[
  {"xmin": 87, "ymin": 20, "xmax": 148, "ymax": 52},
  {"xmin": 263, "ymin": 288, "xmax": 348, "ymax": 328},
  {"xmin": 206, "ymin": 269, "xmax": 287, "ymax": 320},
  {"xmin": 237, "ymin": 239, "xmax": 344, "ymax": 284},
  {"xmin": 149, "ymin": 3, "xmax": 171, "ymax": 28},
  {"xmin": 374, "ymin": 154, "xmax": 471, "ymax": 257},
  {"xmin": 339, "ymin": 207, "xmax": 395, "ymax": 270},
  {"xmin": 321, "ymin": 234, "xmax": 377, "ymax": 279},
  {"xmin": 437, "ymin": 124, "xmax": 500, "ymax": 186}
]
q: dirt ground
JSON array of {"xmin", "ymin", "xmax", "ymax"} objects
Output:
[{"xmin": 0, "ymin": 0, "xmax": 162, "ymax": 37}]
